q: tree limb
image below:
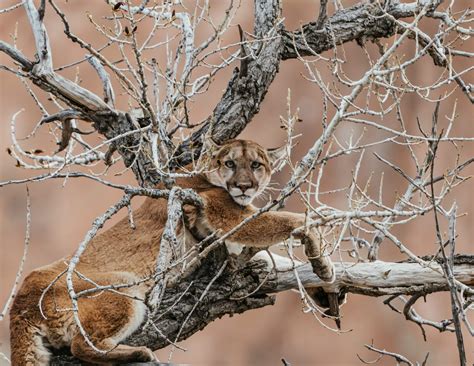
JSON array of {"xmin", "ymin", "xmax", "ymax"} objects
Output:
[
  {"xmin": 281, "ymin": 0, "xmax": 443, "ymax": 60},
  {"xmin": 50, "ymin": 253, "xmax": 474, "ymax": 364},
  {"xmin": 173, "ymin": 0, "xmax": 283, "ymax": 166},
  {"xmin": 269, "ymin": 255, "xmax": 474, "ymax": 296}
]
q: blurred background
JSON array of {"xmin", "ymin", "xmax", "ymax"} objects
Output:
[{"xmin": 1, "ymin": 0, "xmax": 473, "ymax": 364}]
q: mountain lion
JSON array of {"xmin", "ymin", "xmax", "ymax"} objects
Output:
[{"xmin": 10, "ymin": 139, "xmax": 335, "ymax": 365}]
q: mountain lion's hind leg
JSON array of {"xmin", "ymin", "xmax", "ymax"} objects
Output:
[
  {"xmin": 70, "ymin": 278, "xmax": 155, "ymax": 364},
  {"xmin": 71, "ymin": 335, "xmax": 155, "ymax": 364}
]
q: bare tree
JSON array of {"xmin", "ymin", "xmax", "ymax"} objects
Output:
[{"xmin": 1, "ymin": 0, "xmax": 473, "ymax": 364}]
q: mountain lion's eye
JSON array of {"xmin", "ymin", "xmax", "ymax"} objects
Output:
[
  {"xmin": 251, "ymin": 161, "xmax": 262, "ymax": 169},
  {"xmin": 224, "ymin": 160, "xmax": 235, "ymax": 169}
]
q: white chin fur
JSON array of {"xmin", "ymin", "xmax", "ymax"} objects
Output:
[{"xmin": 232, "ymin": 195, "xmax": 253, "ymax": 206}]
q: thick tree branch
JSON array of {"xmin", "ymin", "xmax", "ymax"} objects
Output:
[
  {"xmin": 124, "ymin": 254, "xmax": 474, "ymax": 349},
  {"xmin": 281, "ymin": 0, "xmax": 443, "ymax": 59},
  {"xmin": 173, "ymin": 0, "xmax": 283, "ymax": 166},
  {"xmin": 0, "ymin": 41, "xmax": 34, "ymax": 70},
  {"xmin": 270, "ymin": 255, "xmax": 474, "ymax": 296},
  {"xmin": 51, "ymin": 253, "xmax": 474, "ymax": 364}
]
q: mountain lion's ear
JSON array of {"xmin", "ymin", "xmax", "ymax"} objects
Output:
[{"xmin": 267, "ymin": 145, "xmax": 286, "ymax": 169}]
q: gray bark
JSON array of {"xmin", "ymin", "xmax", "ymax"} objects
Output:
[
  {"xmin": 280, "ymin": 0, "xmax": 441, "ymax": 59},
  {"xmin": 51, "ymin": 254, "xmax": 474, "ymax": 364}
]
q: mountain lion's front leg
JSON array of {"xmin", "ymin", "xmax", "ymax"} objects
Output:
[
  {"xmin": 194, "ymin": 190, "xmax": 335, "ymax": 282},
  {"xmin": 226, "ymin": 212, "xmax": 334, "ymax": 282}
]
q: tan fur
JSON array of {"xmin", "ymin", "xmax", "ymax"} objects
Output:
[{"xmin": 10, "ymin": 139, "xmax": 334, "ymax": 365}]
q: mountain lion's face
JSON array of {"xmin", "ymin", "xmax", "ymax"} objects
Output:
[{"xmin": 205, "ymin": 140, "xmax": 284, "ymax": 206}]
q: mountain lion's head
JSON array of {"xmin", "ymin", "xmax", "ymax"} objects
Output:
[{"xmin": 204, "ymin": 139, "xmax": 285, "ymax": 206}]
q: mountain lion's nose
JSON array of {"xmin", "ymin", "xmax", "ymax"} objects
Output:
[{"xmin": 235, "ymin": 182, "xmax": 253, "ymax": 192}]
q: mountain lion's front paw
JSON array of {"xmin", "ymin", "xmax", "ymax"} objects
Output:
[
  {"xmin": 132, "ymin": 346, "xmax": 157, "ymax": 362},
  {"xmin": 308, "ymin": 255, "xmax": 335, "ymax": 283},
  {"xmin": 292, "ymin": 229, "xmax": 336, "ymax": 283}
]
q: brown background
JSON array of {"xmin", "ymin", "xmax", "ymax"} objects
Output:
[{"xmin": 1, "ymin": 0, "xmax": 473, "ymax": 364}]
